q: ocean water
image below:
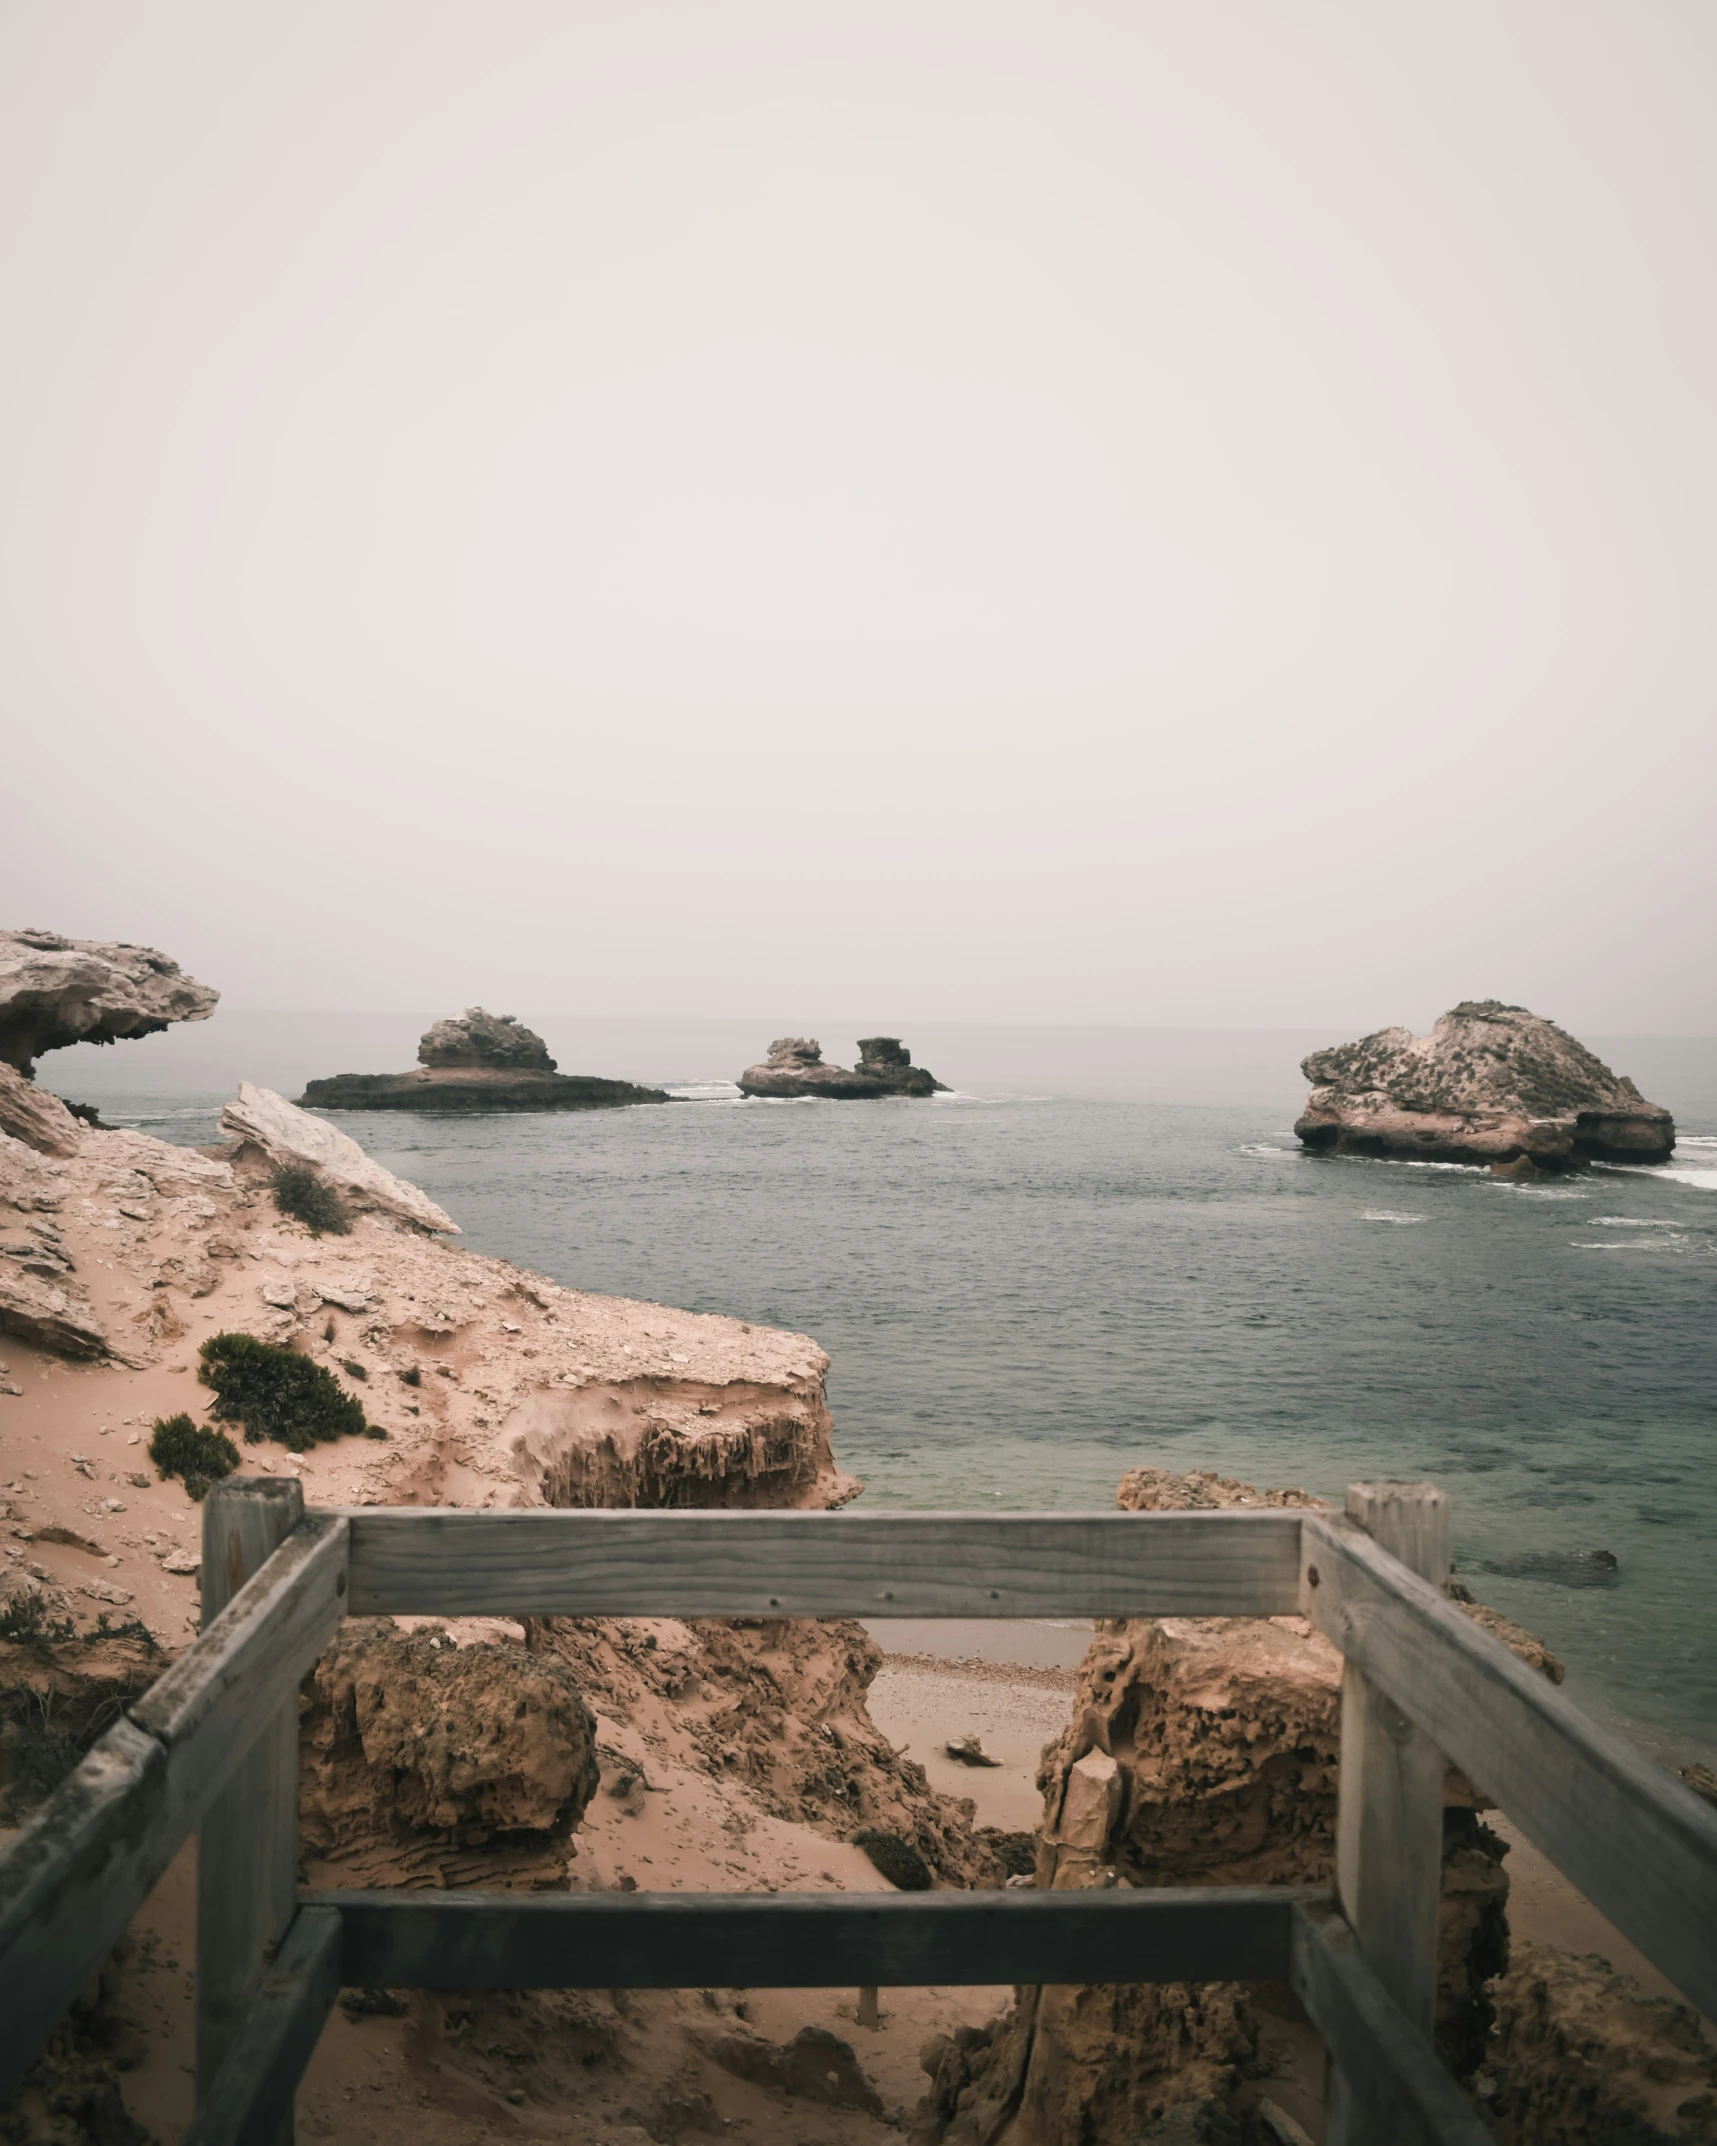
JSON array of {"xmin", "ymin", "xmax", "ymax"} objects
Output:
[{"xmin": 43, "ymin": 1015, "xmax": 1717, "ymax": 1768}]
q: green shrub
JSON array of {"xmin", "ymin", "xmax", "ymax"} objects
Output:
[
  {"xmin": 198, "ymin": 1332, "xmax": 368, "ymax": 1451},
  {"xmin": 271, "ymin": 1163, "xmax": 351, "ymax": 1236},
  {"xmin": 148, "ymin": 1412, "xmax": 240, "ymax": 1500},
  {"xmin": 850, "ymin": 1827, "xmax": 933, "ymax": 1890}
]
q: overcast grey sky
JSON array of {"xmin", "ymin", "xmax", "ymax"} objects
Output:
[{"xmin": 4, "ymin": 1, "xmax": 1714, "ymax": 1035}]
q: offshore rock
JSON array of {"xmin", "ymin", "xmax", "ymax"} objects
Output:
[
  {"xmin": 220, "ymin": 1082, "xmax": 460, "ymax": 1232},
  {"xmin": 417, "ymin": 1006, "xmax": 556, "ymax": 1071},
  {"xmin": 299, "ymin": 1006, "xmax": 668, "ymax": 1112},
  {"xmin": 1294, "ymin": 1000, "xmax": 1674, "ymax": 1170},
  {"xmin": 738, "ymin": 1035, "xmax": 948, "ymax": 1099},
  {"xmin": 0, "ymin": 927, "xmax": 218, "ymax": 1077}
]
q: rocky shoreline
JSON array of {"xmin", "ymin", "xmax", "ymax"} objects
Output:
[
  {"xmin": 2, "ymin": 937, "xmax": 1710, "ymax": 2145},
  {"xmin": 1295, "ymin": 999, "xmax": 1675, "ymax": 1172}
]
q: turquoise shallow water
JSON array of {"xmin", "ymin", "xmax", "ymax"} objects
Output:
[{"xmin": 45, "ymin": 1016, "xmax": 1717, "ymax": 1767}]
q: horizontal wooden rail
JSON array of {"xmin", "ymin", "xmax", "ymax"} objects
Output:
[
  {"xmin": 0, "ymin": 1514, "xmax": 348, "ymax": 2102},
  {"xmin": 320, "ymin": 1883, "xmax": 1318, "ymax": 1991},
  {"xmin": 1300, "ymin": 1513, "xmax": 1717, "ymax": 2022},
  {"xmin": 342, "ymin": 1507, "xmax": 1305, "ymax": 1619}
]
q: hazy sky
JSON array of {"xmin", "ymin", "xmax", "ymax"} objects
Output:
[{"xmin": 4, "ymin": 1, "xmax": 1714, "ymax": 1034}]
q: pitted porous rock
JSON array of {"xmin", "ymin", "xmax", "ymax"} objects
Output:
[
  {"xmin": 299, "ymin": 1618, "xmax": 600, "ymax": 1887},
  {"xmin": 1483, "ymin": 1942, "xmax": 1717, "ymax": 2142}
]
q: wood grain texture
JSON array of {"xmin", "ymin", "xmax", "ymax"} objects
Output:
[
  {"xmin": 182, "ymin": 1907, "xmax": 343, "ymax": 2146},
  {"xmin": 319, "ymin": 1884, "xmax": 1321, "ymax": 1992},
  {"xmin": 1327, "ymin": 1483, "xmax": 1451, "ymax": 2145},
  {"xmin": 1302, "ymin": 1511, "xmax": 1717, "ymax": 2021},
  {"xmin": 1290, "ymin": 1900, "xmax": 1492, "ymax": 2146},
  {"xmin": 342, "ymin": 1507, "xmax": 1305, "ymax": 1619},
  {"xmin": 131, "ymin": 1513, "xmax": 347, "ymax": 1818},
  {"xmin": 0, "ymin": 1717, "xmax": 169, "ymax": 2101},
  {"xmin": 197, "ymin": 1479, "xmax": 307, "ymax": 2134}
]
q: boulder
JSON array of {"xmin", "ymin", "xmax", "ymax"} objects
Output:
[
  {"xmin": 1295, "ymin": 1001, "xmax": 1674, "ymax": 1170},
  {"xmin": 299, "ymin": 1619, "xmax": 600, "ymax": 1888},
  {"xmin": 219, "ymin": 1082, "xmax": 459, "ymax": 1232},
  {"xmin": 738, "ymin": 1035, "xmax": 948, "ymax": 1099},
  {"xmin": 0, "ymin": 1261, "xmax": 109, "ymax": 1358},
  {"xmin": 0, "ymin": 927, "xmax": 218, "ymax": 1077},
  {"xmin": 0, "ymin": 1063, "xmax": 83, "ymax": 1158},
  {"xmin": 417, "ymin": 1007, "xmax": 557, "ymax": 1071}
]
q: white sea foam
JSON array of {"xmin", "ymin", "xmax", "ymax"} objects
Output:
[
  {"xmin": 1239, "ymin": 1143, "xmax": 1295, "ymax": 1159},
  {"xmin": 1570, "ymin": 1238, "xmax": 1684, "ymax": 1250},
  {"xmin": 1588, "ymin": 1216, "xmax": 1686, "ymax": 1228},
  {"xmin": 1362, "ymin": 1210, "xmax": 1426, "ymax": 1224}
]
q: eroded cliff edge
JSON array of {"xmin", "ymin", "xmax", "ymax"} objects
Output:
[{"xmin": 1295, "ymin": 1000, "xmax": 1674, "ymax": 1171}]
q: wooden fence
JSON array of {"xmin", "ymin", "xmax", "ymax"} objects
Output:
[{"xmin": 3, "ymin": 1478, "xmax": 1714, "ymax": 2146}]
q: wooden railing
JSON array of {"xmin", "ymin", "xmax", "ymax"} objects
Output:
[{"xmin": 3, "ymin": 1479, "xmax": 1714, "ymax": 2146}]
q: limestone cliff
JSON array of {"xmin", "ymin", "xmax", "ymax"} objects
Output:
[
  {"xmin": 1295, "ymin": 1000, "xmax": 1674, "ymax": 1170},
  {"xmin": 738, "ymin": 1036, "xmax": 948, "ymax": 1099},
  {"xmin": 298, "ymin": 1004, "xmax": 670, "ymax": 1113},
  {"xmin": 0, "ymin": 927, "xmax": 218, "ymax": 1078}
]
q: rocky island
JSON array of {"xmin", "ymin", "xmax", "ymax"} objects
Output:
[
  {"xmin": 738, "ymin": 1035, "xmax": 948, "ymax": 1099},
  {"xmin": 299, "ymin": 1006, "xmax": 669, "ymax": 1113},
  {"xmin": 1295, "ymin": 999, "xmax": 1675, "ymax": 1171}
]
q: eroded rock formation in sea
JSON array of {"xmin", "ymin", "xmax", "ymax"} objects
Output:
[
  {"xmin": 298, "ymin": 1005, "xmax": 669, "ymax": 1112},
  {"xmin": 1294, "ymin": 1000, "xmax": 1674, "ymax": 1171},
  {"xmin": 738, "ymin": 1035, "xmax": 948, "ymax": 1099},
  {"xmin": 0, "ymin": 926, "xmax": 218, "ymax": 1077}
]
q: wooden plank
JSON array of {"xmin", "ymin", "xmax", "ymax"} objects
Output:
[
  {"xmin": 1302, "ymin": 1511, "xmax": 1717, "ymax": 2021},
  {"xmin": 1290, "ymin": 1899, "xmax": 1492, "ymax": 2146},
  {"xmin": 0, "ymin": 1512, "xmax": 348, "ymax": 2102},
  {"xmin": 130, "ymin": 1512, "xmax": 348, "ymax": 1819},
  {"xmin": 196, "ymin": 1479, "xmax": 308, "ymax": 2135},
  {"xmin": 0, "ymin": 1717, "xmax": 169, "ymax": 2101},
  {"xmin": 343, "ymin": 1508, "xmax": 1305, "ymax": 1619},
  {"xmin": 320, "ymin": 1883, "xmax": 1320, "ymax": 1992},
  {"xmin": 182, "ymin": 1907, "xmax": 343, "ymax": 2146},
  {"xmin": 1327, "ymin": 1483, "xmax": 1451, "ymax": 2145}
]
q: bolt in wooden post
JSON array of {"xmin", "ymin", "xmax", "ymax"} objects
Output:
[
  {"xmin": 197, "ymin": 1477, "xmax": 306, "ymax": 2139},
  {"xmin": 1325, "ymin": 1480, "xmax": 1451, "ymax": 2146}
]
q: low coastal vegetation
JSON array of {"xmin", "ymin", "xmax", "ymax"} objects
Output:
[
  {"xmin": 269, "ymin": 1160, "xmax": 351, "ymax": 1235},
  {"xmin": 146, "ymin": 1412, "xmax": 239, "ymax": 1500},
  {"xmin": 197, "ymin": 1331, "xmax": 374, "ymax": 1450}
]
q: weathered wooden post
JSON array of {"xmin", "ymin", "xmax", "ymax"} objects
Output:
[
  {"xmin": 197, "ymin": 1477, "xmax": 306, "ymax": 2138},
  {"xmin": 1325, "ymin": 1480, "xmax": 1452, "ymax": 2144}
]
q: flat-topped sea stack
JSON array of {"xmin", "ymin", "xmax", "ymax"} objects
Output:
[
  {"xmin": 737, "ymin": 1034, "xmax": 948, "ymax": 1099},
  {"xmin": 1295, "ymin": 1000, "xmax": 1674, "ymax": 1172},
  {"xmin": 299, "ymin": 1006, "xmax": 669, "ymax": 1113}
]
